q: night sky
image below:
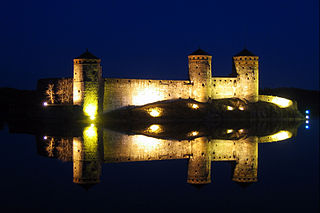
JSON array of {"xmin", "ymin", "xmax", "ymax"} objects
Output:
[{"xmin": 0, "ymin": 0, "xmax": 318, "ymax": 90}]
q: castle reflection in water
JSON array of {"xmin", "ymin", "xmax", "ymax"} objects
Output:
[{"xmin": 34, "ymin": 121, "xmax": 301, "ymax": 189}]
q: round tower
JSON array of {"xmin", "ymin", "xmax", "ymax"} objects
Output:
[
  {"xmin": 73, "ymin": 125, "xmax": 103, "ymax": 190},
  {"xmin": 188, "ymin": 49, "xmax": 212, "ymax": 102},
  {"xmin": 73, "ymin": 49, "xmax": 103, "ymax": 119},
  {"xmin": 232, "ymin": 48, "xmax": 259, "ymax": 102},
  {"xmin": 232, "ymin": 137, "xmax": 258, "ymax": 183},
  {"xmin": 187, "ymin": 137, "xmax": 211, "ymax": 185}
]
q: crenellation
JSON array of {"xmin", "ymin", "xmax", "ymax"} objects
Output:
[
  {"xmin": 37, "ymin": 48, "xmax": 268, "ymax": 116},
  {"xmin": 41, "ymin": 124, "xmax": 299, "ymax": 187}
]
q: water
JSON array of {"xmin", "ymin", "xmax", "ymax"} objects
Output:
[{"xmin": 0, "ymin": 119, "xmax": 318, "ymax": 213}]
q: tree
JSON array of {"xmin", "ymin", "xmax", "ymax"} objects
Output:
[
  {"xmin": 46, "ymin": 137, "xmax": 55, "ymax": 157},
  {"xmin": 56, "ymin": 138, "xmax": 73, "ymax": 162},
  {"xmin": 56, "ymin": 79, "xmax": 72, "ymax": 104},
  {"xmin": 46, "ymin": 84, "xmax": 55, "ymax": 104}
]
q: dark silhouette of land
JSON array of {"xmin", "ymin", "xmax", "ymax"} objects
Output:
[
  {"xmin": 0, "ymin": 87, "xmax": 318, "ymax": 130},
  {"xmin": 260, "ymin": 87, "xmax": 319, "ymax": 117}
]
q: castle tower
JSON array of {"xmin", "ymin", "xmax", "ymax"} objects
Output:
[
  {"xmin": 73, "ymin": 124, "xmax": 103, "ymax": 190},
  {"xmin": 232, "ymin": 48, "xmax": 259, "ymax": 102},
  {"xmin": 232, "ymin": 136, "xmax": 258, "ymax": 183},
  {"xmin": 73, "ymin": 49, "xmax": 103, "ymax": 119},
  {"xmin": 187, "ymin": 137, "xmax": 211, "ymax": 185},
  {"xmin": 188, "ymin": 49, "xmax": 212, "ymax": 102}
]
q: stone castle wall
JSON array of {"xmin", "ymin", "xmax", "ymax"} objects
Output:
[
  {"xmin": 188, "ymin": 55, "xmax": 212, "ymax": 102},
  {"xmin": 211, "ymin": 77, "xmax": 237, "ymax": 99},
  {"xmin": 103, "ymin": 78, "xmax": 193, "ymax": 112},
  {"xmin": 233, "ymin": 56, "xmax": 259, "ymax": 102},
  {"xmin": 37, "ymin": 49, "xmax": 263, "ymax": 113},
  {"xmin": 102, "ymin": 129, "xmax": 258, "ymax": 183}
]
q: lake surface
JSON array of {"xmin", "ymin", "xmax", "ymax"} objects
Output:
[{"xmin": 0, "ymin": 118, "xmax": 318, "ymax": 213}]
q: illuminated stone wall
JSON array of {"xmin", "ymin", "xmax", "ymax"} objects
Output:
[
  {"xmin": 102, "ymin": 53, "xmax": 260, "ymax": 112},
  {"xmin": 188, "ymin": 55, "xmax": 212, "ymax": 102},
  {"xmin": 36, "ymin": 49, "xmax": 268, "ymax": 114},
  {"xmin": 102, "ymin": 128, "xmax": 259, "ymax": 184},
  {"xmin": 73, "ymin": 125, "xmax": 103, "ymax": 185},
  {"xmin": 103, "ymin": 129, "xmax": 191, "ymax": 162},
  {"xmin": 38, "ymin": 50, "xmax": 301, "ymax": 114},
  {"xmin": 211, "ymin": 77, "xmax": 237, "ymax": 99},
  {"xmin": 232, "ymin": 55, "xmax": 259, "ymax": 102},
  {"xmin": 259, "ymin": 95, "xmax": 293, "ymax": 108},
  {"xmin": 40, "ymin": 127, "xmax": 296, "ymax": 185},
  {"xmin": 73, "ymin": 58, "xmax": 103, "ymax": 119},
  {"xmin": 103, "ymin": 78, "xmax": 193, "ymax": 112},
  {"xmin": 187, "ymin": 137, "xmax": 211, "ymax": 184},
  {"xmin": 232, "ymin": 137, "xmax": 258, "ymax": 182}
]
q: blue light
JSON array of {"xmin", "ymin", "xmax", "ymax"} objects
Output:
[
  {"xmin": 306, "ymin": 120, "xmax": 309, "ymax": 124},
  {"xmin": 306, "ymin": 115, "xmax": 309, "ymax": 119},
  {"xmin": 305, "ymin": 125, "xmax": 309, "ymax": 129},
  {"xmin": 305, "ymin": 110, "xmax": 310, "ymax": 114}
]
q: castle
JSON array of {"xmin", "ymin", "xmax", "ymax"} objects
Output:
[
  {"xmin": 38, "ymin": 48, "xmax": 263, "ymax": 119},
  {"xmin": 37, "ymin": 47, "xmax": 295, "ymax": 120},
  {"xmin": 77, "ymin": 48, "xmax": 258, "ymax": 117},
  {"xmin": 35, "ymin": 48, "xmax": 297, "ymax": 188},
  {"xmin": 38, "ymin": 123, "xmax": 295, "ymax": 188}
]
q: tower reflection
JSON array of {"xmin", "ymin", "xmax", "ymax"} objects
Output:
[
  {"xmin": 37, "ymin": 121, "xmax": 300, "ymax": 188},
  {"xmin": 73, "ymin": 124, "xmax": 103, "ymax": 189}
]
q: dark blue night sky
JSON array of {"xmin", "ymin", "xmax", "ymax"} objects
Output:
[{"xmin": 0, "ymin": 0, "xmax": 318, "ymax": 90}]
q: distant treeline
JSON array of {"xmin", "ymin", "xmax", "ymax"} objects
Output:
[
  {"xmin": 0, "ymin": 88, "xmax": 37, "ymax": 123},
  {"xmin": 260, "ymin": 87, "xmax": 319, "ymax": 117}
]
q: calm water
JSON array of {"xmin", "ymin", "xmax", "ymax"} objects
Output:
[{"xmin": 0, "ymin": 119, "xmax": 318, "ymax": 213}]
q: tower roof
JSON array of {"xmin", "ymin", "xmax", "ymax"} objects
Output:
[
  {"xmin": 75, "ymin": 49, "xmax": 99, "ymax": 59},
  {"xmin": 189, "ymin": 48, "xmax": 211, "ymax": 56},
  {"xmin": 234, "ymin": 48, "xmax": 256, "ymax": 56}
]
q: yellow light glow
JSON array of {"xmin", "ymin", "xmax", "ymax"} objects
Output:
[
  {"xmin": 273, "ymin": 131, "xmax": 292, "ymax": 141},
  {"xmin": 239, "ymin": 106, "xmax": 245, "ymax": 111},
  {"xmin": 84, "ymin": 104, "xmax": 97, "ymax": 120},
  {"xmin": 227, "ymin": 106, "xmax": 234, "ymax": 111},
  {"xmin": 150, "ymin": 109, "xmax": 160, "ymax": 117},
  {"xmin": 147, "ymin": 124, "xmax": 162, "ymax": 134},
  {"xmin": 81, "ymin": 124, "xmax": 98, "ymax": 156},
  {"xmin": 270, "ymin": 97, "xmax": 292, "ymax": 108},
  {"xmin": 238, "ymin": 129, "xmax": 244, "ymax": 133},
  {"xmin": 259, "ymin": 95, "xmax": 293, "ymax": 108},
  {"xmin": 192, "ymin": 104, "xmax": 199, "ymax": 109},
  {"xmin": 132, "ymin": 88, "xmax": 164, "ymax": 105},
  {"xmin": 259, "ymin": 130, "xmax": 293, "ymax": 143},
  {"xmin": 132, "ymin": 135, "xmax": 161, "ymax": 152},
  {"xmin": 148, "ymin": 107, "xmax": 162, "ymax": 117},
  {"xmin": 84, "ymin": 124, "xmax": 97, "ymax": 139},
  {"xmin": 73, "ymin": 84, "xmax": 81, "ymax": 104},
  {"xmin": 226, "ymin": 129, "xmax": 233, "ymax": 134},
  {"xmin": 188, "ymin": 131, "xmax": 199, "ymax": 137}
]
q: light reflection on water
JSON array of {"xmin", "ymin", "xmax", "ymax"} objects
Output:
[
  {"xmin": 35, "ymin": 120, "xmax": 302, "ymax": 188},
  {"xmin": 0, "ymin": 119, "xmax": 318, "ymax": 212}
]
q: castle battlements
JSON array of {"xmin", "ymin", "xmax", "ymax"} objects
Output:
[
  {"xmin": 40, "ymin": 48, "xmax": 259, "ymax": 114},
  {"xmin": 36, "ymin": 48, "xmax": 300, "ymax": 120}
]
